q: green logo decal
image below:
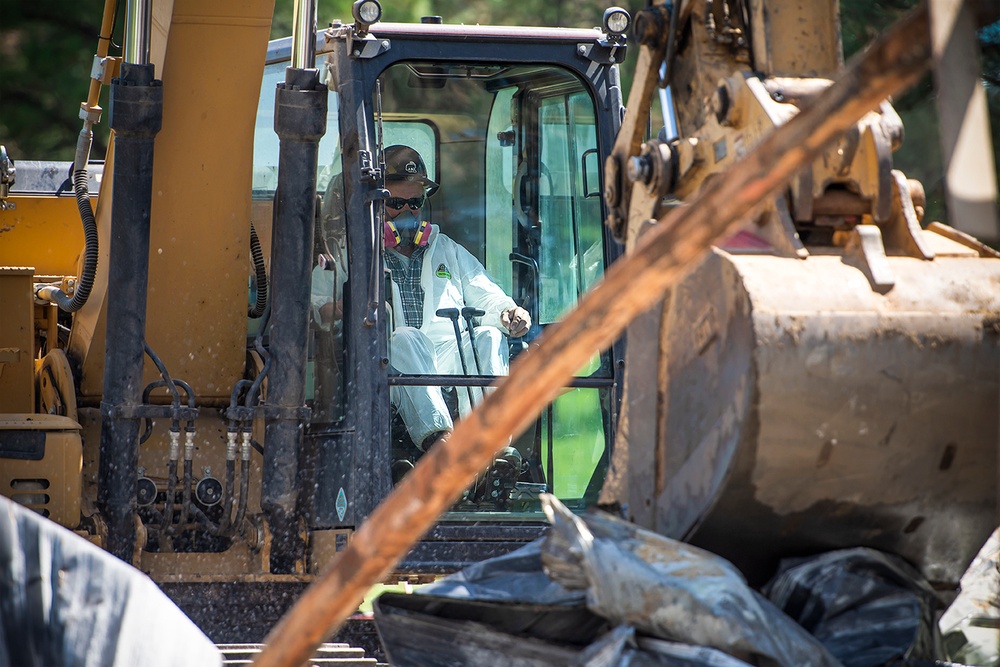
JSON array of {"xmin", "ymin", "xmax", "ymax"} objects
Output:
[{"xmin": 435, "ymin": 263, "xmax": 451, "ymax": 279}]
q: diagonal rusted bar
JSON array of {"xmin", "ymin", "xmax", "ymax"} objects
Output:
[{"xmin": 252, "ymin": 5, "xmax": 932, "ymax": 666}]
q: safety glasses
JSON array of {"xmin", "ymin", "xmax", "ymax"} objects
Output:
[{"xmin": 385, "ymin": 195, "xmax": 426, "ymax": 211}]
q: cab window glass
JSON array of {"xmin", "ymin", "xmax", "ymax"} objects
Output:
[
  {"xmin": 251, "ymin": 59, "xmax": 348, "ymax": 426},
  {"xmin": 380, "ymin": 122, "xmax": 438, "ymax": 183},
  {"xmin": 486, "ymin": 87, "xmax": 517, "ymax": 297},
  {"xmin": 370, "ymin": 61, "xmax": 613, "ymax": 514},
  {"xmin": 537, "ymin": 92, "xmax": 604, "ymax": 324},
  {"xmin": 252, "ymin": 60, "xmax": 341, "ymax": 196}
]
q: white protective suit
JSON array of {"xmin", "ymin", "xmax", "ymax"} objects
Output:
[
  {"xmin": 309, "ymin": 248, "xmax": 351, "ymax": 424},
  {"xmin": 310, "ymin": 246, "xmax": 347, "ymax": 332},
  {"xmin": 389, "ymin": 224, "xmax": 518, "ymax": 429},
  {"xmin": 309, "ymin": 238, "xmax": 452, "ymax": 444},
  {"xmin": 310, "ymin": 224, "xmax": 518, "ymax": 448}
]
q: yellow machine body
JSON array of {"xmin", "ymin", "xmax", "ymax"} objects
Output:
[
  {"xmin": 0, "ymin": 197, "xmax": 89, "ymax": 277},
  {"xmin": 68, "ymin": 0, "xmax": 274, "ymax": 402},
  {"xmin": 0, "ymin": 414, "xmax": 82, "ymax": 529},
  {"xmin": 0, "ymin": 0, "xmax": 276, "ymax": 578},
  {"xmin": 0, "ymin": 268, "xmax": 36, "ymax": 413}
]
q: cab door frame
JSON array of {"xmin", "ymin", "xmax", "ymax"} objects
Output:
[{"xmin": 309, "ymin": 24, "xmax": 626, "ymax": 569}]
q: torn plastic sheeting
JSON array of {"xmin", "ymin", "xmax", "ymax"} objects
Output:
[
  {"xmin": 374, "ymin": 592, "xmax": 591, "ymax": 667},
  {"xmin": 378, "ymin": 587, "xmax": 609, "ymax": 648},
  {"xmin": 379, "ymin": 539, "xmax": 753, "ymax": 666},
  {"xmin": 0, "ymin": 496, "xmax": 221, "ymax": 667},
  {"xmin": 540, "ymin": 495, "xmax": 844, "ymax": 667},
  {"xmin": 377, "ymin": 540, "xmax": 609, "ymax": 662},
  {"xmin": 939, "ymin": 527, "xmax": 1000, "ymax": 665},
  {"xmin": 575, "ymin": 625, "xmax": 758, "ymax": 667},
  {"xmin": 418, "ymin": 537, "xmax": 586, "ymax": 606},
  {"xmin": 374, "ymin": 595, "xmax": 758, "ymax": 667},
  {"xmin": 763, "ymin": 548, "xmax": 942, "ymax": 667}
]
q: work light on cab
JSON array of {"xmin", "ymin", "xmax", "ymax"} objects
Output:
[
  {"xmin": 603, "ymin": 7, "xmax": 630, "ymax": 36},
  {"xmin": 353, "ymin": 0, "xmax": 382, "ymax": 30}
]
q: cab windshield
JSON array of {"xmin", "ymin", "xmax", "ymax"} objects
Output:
[
  {"xmin": 250, "ymin": 56, "xmax": 616, "ymax": 521},
  {"xmin": 373, "ymin": 61, "xmax": 614, "ymax": 514}
]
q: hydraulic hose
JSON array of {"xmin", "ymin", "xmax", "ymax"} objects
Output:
[
  {"xmin": 139, "ymin": 376, "xmax": 185, "ymax": 445},
  {"xmin": 187, "ymin": 502, "xmax": 221, "ymax": 536},
  {"xmin": 163, "ymin": 430, "xmax": 179, "ymax": 539},
  {"xmin": 229, "ymin": 378, "xmax": 253, "ymax": 412},
  {"xmin": 221, "ymin": 378, "xmax": 257, "ymax": 537},
  {"xmin": 171, "ymin": 382, "xmax": 196, "ymax": 538},
  {"xmin": 68, "ymin": 169, "xmax": 99, "ymax": 311},
  {"xmin": 221, "ymin": 457, "xmax": 237, "ymax": 532},
  {"xmin": 40, "ymin": 0, "xmax": 117, "ymax": 313},
  {"xmin": 217, "ymin": 432, "xmax": 238, "ymax": 534},
  {"xmin": 219, "ymin": 328, "xmax": 269, "ymax": 539},
  {"xmin": 249, "ymin": 222, "xmax": 269, "ymax": 318},
  {"xmin": 136, "ymin": 373, "xmax": 193, "ymax": 539},
  {"xmin": 234, "ymin": 432, "xmax": 251, "ymax": 535},
  {"xmin": 144, "ymin": 343, "xmax": 182, "ymax": 403},
  {"xmin": 247, "ymin": 302, "xmax": 272, "ymax": 409},
  {"xmin": 37, "ymin": 170, "xmax": 100, "ymax": 312},
  {"xmin": 181, "ymin": 431, "xmax": 194, "ymax": 526}
]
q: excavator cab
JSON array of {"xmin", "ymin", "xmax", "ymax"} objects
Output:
[{"xmin": 252, "ymin": 15, "xmax": 627, "ymax": 570}]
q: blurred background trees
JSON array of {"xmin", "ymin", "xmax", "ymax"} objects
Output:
[
  {"xmin": 1, "ymin": 0, "xmax": 997, "ymax": 226},
  {"xmin": 0, "ymin": 0, "xmax": 642, "ymax": 161}
]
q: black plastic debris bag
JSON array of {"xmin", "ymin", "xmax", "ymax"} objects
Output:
[
  {"xmin": 374, "ymin": 597, "xmax": 757, "ymax": 667},
  {"xmin": 374, "ymin": 496, "xmax": 843, "ymax": 667},
  {"xmin": 416, "ymin": 537, "xmax": 587, "ymax": 606},
  {"xmin": 374, "ymin": 591, "xmax": 607, "ymax": 666},
  {"xmin": 374, "ymin": 540, "xmax": 611, "ymax": 666},
  {"xmin": 540, "ymin": 496, "xmax": 844, "ymax": 667},
  {"xmin": 763, "ymin": 548, "xmax": 942, "ymax": 667}
]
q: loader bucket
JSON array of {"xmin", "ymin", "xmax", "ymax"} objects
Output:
[{"xmin": 619, "ymin": 232, "xmax": 1000, "ymax": 587}]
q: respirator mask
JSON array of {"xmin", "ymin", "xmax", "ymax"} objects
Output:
[{"xmin": 383, "ymin": 197, "xmax": 430, "ymax": 248}]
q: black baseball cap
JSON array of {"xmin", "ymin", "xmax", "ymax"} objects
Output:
[{"xmin": 383, "ymin": 145, "xmax": 439, "ymax": 196}]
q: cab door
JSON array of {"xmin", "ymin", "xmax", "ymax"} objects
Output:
[
  {"xmin": 371, "ymin": 60, "xmax": 622, "ymax": 536},
  {"xmin": 283, "ymin": 32, "xmax": 624, "ymax": 571}
]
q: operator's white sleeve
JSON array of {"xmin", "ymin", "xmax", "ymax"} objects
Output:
[
  {"xmin": 310, "ymin": 266, "xmax": 337, "ymax": 331},
  {"xmin": 417, "ymin": 226, "xmax": 517, "ymax": 346},
  {"xmin": 310, "ymin": 241, "xmax": 348, "ymax": 331}
]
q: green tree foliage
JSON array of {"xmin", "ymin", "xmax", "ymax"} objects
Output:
[
  {"xmin": 0, "ymin": 0, "xmax": 639, "ymax": 161},
  {"xmin": 0, "ymin": 1, "xmax": 122, "ymax": 160}
]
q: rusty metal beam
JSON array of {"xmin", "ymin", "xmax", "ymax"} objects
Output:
[{"xmin": 251, "ymin": 5, "xmax": 933, "ymax": 667}]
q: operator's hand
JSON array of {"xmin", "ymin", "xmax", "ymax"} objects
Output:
[
  {"xmin": 501, "ymin": 306, "xmax": 531, "ymax": 338},
  {"xmin": 319, "ymin": 300, "xmax": 343, "ymax": 323}
]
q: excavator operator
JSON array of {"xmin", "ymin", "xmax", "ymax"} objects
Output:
[{"xmin": 382, "ymin": 145, "xmax": 531, "ymax": 452}]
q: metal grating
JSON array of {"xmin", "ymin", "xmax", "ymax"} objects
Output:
[{"xmin": 217, "ymin": 642, "xmax": 382, "ymax": 666}]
